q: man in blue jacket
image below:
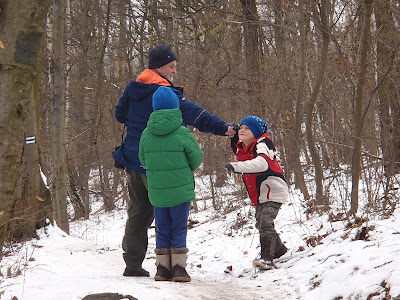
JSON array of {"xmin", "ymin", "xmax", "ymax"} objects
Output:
[{"xmin": 113, "ymin": 45, "xmax": 236, "ymax": 277}]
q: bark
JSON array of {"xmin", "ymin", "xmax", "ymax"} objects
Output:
[
  {"xmin": 375, "ymin": 0, "xmax": 400, "ymax": 209},
  {"xmin": 239, "ymin": 0, "xmax": 263, "ymax": 115},
  {"xmin": 272, "ymin": 0, "xmax": 292, "ymax": 181},
  {"xmin": 305, "ymin": 0, "xmax": 329, "ymax": 207},
  {"xmin": 66, "ymin": 152, "xmax": 85, "ymax": 220},
  {"xmin": 51, "ymin": 0, "xmax": 69, "ymax": 233},
  {"xmin": 91, "ymin": 0, "xmax": 113, "ymax": 212},
  {"xmin": 11, "ymin": 46, "xmax": 52, "ymax": 240},
  {"xmin": 350, "ymin": 0, "xmax": 373, "ymax": 215},
  {"xmin": 293, "ymin": 0, "xmax": 310, "ymax": 200},
  {"xmin": 68, "ymin": 0, "xmax": 94, "ymax": 219},
  {"xmin": 0, "ymin": 0, "xmax": 50, "ymax": 256}
]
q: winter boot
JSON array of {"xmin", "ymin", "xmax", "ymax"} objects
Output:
[
  {"xmin": 154, "ymin": 248, "xmax": 172, "ymax": 281},
  {"xmin": 171, "ymin": 248, "xmax": 191, "ymax": 282},
  {"xmin": 123, "ymin": 267, "xmax": 150, "ymax": 277},
  {"xmin": 274, "ymin": 234, "xmax": 288, "ymax": 259},
  {"xmin": 253, "ymin": 235, "xmax": 276, "ymax": 270}
]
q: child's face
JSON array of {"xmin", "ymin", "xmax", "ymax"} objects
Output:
[{"xmin": 239, "ymin": 124, "xmax": 256, "ymax": 146}]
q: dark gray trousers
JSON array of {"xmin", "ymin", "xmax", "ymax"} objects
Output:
[
  {"xmin": 255, "ymin": 201, "xmax": 284, "ymax": 260},
  {"xmin": 122, "ymin": 169, "xmax": 154, "ymax": 270}
]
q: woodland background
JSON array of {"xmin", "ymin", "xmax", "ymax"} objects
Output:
[{"xmin": 0, "ymin": 0, "xmax": 399, "ymax": 259}]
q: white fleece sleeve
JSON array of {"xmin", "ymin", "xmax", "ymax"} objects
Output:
[
  {"xmin": 230, "ymin": 156, "xmax": 269, "ymax": 173},
  {"xmin": 256, "ymin": 142, "xmax": 275, "ymax": 159}
]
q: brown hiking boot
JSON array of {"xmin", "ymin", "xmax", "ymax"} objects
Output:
[
  {"xmin": 170, "ymin": 248, "xmax": 191, "ymax": 282},
  {"xmin": 253, "ymin": 258, "xmax": 276, "ymax": 270},
  {"xmin": 171, "ymin": 265, "xmax": 191, "ymax": 282},
  {"xmin": 154, "ymin": 248, "xmax": 171, "ymax": 281},
  {"xmin": 154, "ymin": 265, "xmax": 172, "ymax": 281}
]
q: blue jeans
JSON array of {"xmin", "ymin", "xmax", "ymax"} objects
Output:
[{"xmin": 153, "ymin": 202, "xmax": 190, "ymax": 249}]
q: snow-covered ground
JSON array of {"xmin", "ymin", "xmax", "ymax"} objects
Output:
[{"xmin": 1, "ymin": 173, "xmax": 399, "ymax": 300}]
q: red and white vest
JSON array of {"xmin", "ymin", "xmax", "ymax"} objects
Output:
[{"xmin": 231, "ymin": 134, "xmax": 289, "ymax": 206}]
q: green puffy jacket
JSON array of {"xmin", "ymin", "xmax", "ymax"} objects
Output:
[{"xmin": 139, "ymin": 108, "xmax": 203, "ymax": 207}]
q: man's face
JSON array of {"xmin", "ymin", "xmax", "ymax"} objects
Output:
[{"xmin": 156, "ymin": 61, "xmax": 177, "ymax": 81}]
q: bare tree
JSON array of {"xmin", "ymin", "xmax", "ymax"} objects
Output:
[
  {"xmin": 350, "ymin": 0, "xmax": 373, "ymax": 215},
  {"xmin": 292, "ymin": 0, "xmax": 310, "ymax": 200},
  {"xmin": 51, "ymin": 0, "xmax": 69, "ymax": 232},
  {"xmin": 305, "ymin": 0, "xmax": 330, "ymax": 208},
  {"xmin": 375, "ymin": 0, "xmax": 400, "ymax": 210},
  {"xmin": 239, "ymin": 0, "xmax": 264, "ymax": 115}
]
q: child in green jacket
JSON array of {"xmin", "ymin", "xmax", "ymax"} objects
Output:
[{"xmin": 139, "ymin": 86, "xmax": 203, "ymax": 282}]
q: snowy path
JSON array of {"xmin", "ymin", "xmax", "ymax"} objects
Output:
[{"xmin": 1, "ymin": 226, "xmax": 292, "ymax": 300}]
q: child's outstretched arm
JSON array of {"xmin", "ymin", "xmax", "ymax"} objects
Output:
[
  {"xmin": 225, "ymin": 140, "xmax": 273, "ymax": 174},
  {"xmin": 225, "ymin": 156, "xmax": 269, "ymax": 174}
]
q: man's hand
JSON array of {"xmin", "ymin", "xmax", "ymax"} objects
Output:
[
  {"xmin": 224, "ymin": 163, "xmax": 234, "ymax": 172},
  {"xmin": 225, "ymin": 125, "xmax": 236, "ymax": 138}
]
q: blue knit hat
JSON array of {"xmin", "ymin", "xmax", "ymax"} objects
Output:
[
  {"xmin": 148, "ymin": 45, "xmax": 177, "ymax": 69},
  {"xmin": 240, "ymin": 116, "xmax": 269, "ymax": 139},
  {"xmin": 152, "ymin": 86, "xmax": 179, "ymax": 111}
]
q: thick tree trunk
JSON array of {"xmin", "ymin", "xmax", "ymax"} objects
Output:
[
  {"xmin": 350, "ymin": 0, "xmax": 373, "ymax": 215},
  {"xmin": 0, "ymin": 0, "xmax": 49, "ymax": 257},
  {"xmin": 11, "ymin": 53, "xmax": 52, "ymax": 240}
]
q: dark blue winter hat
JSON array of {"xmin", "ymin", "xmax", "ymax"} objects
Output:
[
  {"xmin": 152, "ymin": 86, "xmax": 179, "ymax": 111},
  {"xmin": 240, "ymin": 116, "xmax": 269, "ymax": 139},
  {"xmin": 148, "ymin": 45, "xmax": 177, "ymax": 69}
]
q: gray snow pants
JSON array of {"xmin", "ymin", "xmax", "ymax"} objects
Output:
[
  {"xmin": 255, "ymin": 201, "xmax": 284, "ymax": 259},
  {"xmin": 122, "ymin": 169, "xmax": 154, "ymax": 270}
]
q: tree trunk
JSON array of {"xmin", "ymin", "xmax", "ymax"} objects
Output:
[
  {"xmin": 0, "ymin": 0, "xmax": 49, "ymax": 257},
  {"xmin": 67, "ymin": 0, "xmax": 94, "ymax": 219},
  {"xmin": 239, "ymin": 0, "xmax": 264, "ymax": 115},
  {"xmin": 350, "ymin": 0, "xmax": 373, "ymax": 215},
  {"xmin": 51, "ymin": 0, "xmax": 69, "ymax": 233},
  {"xmin": 87, "ymin": 0, "xmax": 113, "ymax": 214},
  {"xmin": 305, "ymin": 0, "xmax": 329, "ymax": 208},
  {"xmin": 292, "ymin": 0, "xmax": 310, "ymax": 200},
  {"xmin": 272, "ymin": 0, "xmax": 292, "ymax": 181},
  {"xmin": 66, "ymin": 152, "xmax": 85, "ymax": 220},
  {"xmin": 375, "ymin": 0, "xmax": 400, "ymax": 210},
  {"xmin": 11, "ymin": 48, "xmax": 52, "ymax": 240}
]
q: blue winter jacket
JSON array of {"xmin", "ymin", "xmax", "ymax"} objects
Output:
[{"xmin": 113, "ymin": 72, "xmax": 228, "ymax": 173}]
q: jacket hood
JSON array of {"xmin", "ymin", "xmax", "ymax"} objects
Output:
[
  {"xmin": 147, "ymin": 108, "xmax": 183, "ymax": 135},
  {"xmin": 129, "ymin": 81, "xmax": 160, "ymax": 102},
  {"xmin": 127, "ymin": 69, "xmax": 173, "ymax": 103}
]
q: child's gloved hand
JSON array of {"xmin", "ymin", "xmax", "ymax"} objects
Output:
[{"xmin": 224, "ymin": 163, "xmax": 234, "ymax": 172}]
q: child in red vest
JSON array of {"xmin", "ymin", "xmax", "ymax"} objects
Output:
[{"xmin": 224, "ymin": 116, "xmax": 289, "ymax": 270}]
